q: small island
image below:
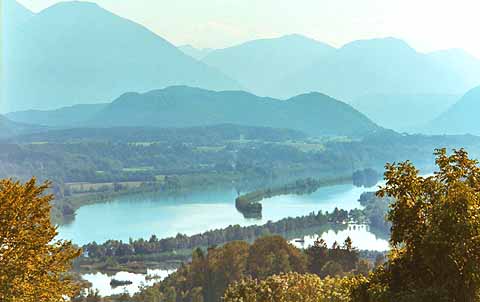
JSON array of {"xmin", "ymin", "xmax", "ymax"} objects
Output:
[
  {"xmin": 235, "ymin": 176, "xmax": 350, "ymax": 218},
  {"xmin": 110, "ymin": 279, "xmax": 133, "ymax": 287}
]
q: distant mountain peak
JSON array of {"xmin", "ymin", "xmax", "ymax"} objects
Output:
[
  {"xmin": 43, "ymin": 0, "xmax": 102, "ymax": 11},
  {"xmin": 37, "ymin": 0, "xmax": 114, "ymax": 19},
  {"xmin": 276, "ymin": 33, "xmax": 325, "ymax": 43},
  {"xmin": 2, "ymin": 0, "xmax": 34, "ymax": 28},
  {"xmin": 4, "ymin": 0, "xmax": 240, "ymax": 111},
  {"xmin": 461, "ymin": 85, "xmax": 480, "ymax": 100},
  {"xmin": 202, "ymin": 34, "xmax": 335, "ymax": 97},
  {"xmin": 289, "ymin": 91, "xmax": 333, "ymax": 100},
  {"xmin": 342, "ymin": 37, "xmax": 415, "ymax": 53},
  {"xmin": 229, "ymin": 33, "xmax": 334, "ymax": 49}
]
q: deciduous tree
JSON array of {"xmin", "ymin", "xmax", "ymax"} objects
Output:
[{"xmin": 0, "ymin": 178, "xmax": 81, "ymax": 302}]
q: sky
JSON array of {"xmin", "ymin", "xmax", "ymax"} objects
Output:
[{"xmin": 14, "ymin": 0, "xmax": 480, "ymax": 57}]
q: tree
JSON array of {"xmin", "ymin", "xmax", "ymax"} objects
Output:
[
  {"xmin": 224, "ymin": 273, "xmax": 366, "ymax": 302},
  {"xmin": 205, "ymin": 241, "xmax": 250, "ymax": 302},
  {"xmin": 246, "ymin": 236, "xmax": 307, "ymax": 279},
  {"xmin": 305, "ymin": 238, "xmax": 329, "ymax": 275},
  {"xmin": 320, "ymin": 260, "xmax": 344, "ymax": 277},
  {"xmin": 0, "ymin": 178, "xmax": 81, "ymax": 302},
  {"xmin": 356, "ymin": 148, "xmax": 480, "ymax": 301},
  {"xmin": 355, "ymin": 259, "xmax": 372, "ymax": 276}
]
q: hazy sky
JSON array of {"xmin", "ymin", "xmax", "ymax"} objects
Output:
[{"xmin": 15, "ymin": 0, "xmax": 480, "ymax": 57}]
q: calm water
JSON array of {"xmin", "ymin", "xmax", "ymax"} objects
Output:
[
  {"xmin": 83, "ymin": 269, "xmax": 174, "ymax": 296},
  {"xmin": 291, "ymin": 224, "xmax": 389, "ymax": 251},
  {"xmin": 58, "ymin": 181, "xmax": 388, "ymax": 249}
]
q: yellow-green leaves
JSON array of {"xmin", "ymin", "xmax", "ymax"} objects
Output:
[
  {"xmin": 365, "ymin": 148, "xmax": 480, "ymax": 301},
  {"xmin": 224, "ymin": 273, "xmax": 367, "ymax": 302},
  {"xmin": 0, "ymin": 178, "xmax": 81, "ymax": 302}
]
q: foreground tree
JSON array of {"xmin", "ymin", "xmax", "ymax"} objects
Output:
[
  {"xmin": 0, "ymin": 178, "xmax": 81, "ymax": 302},
  {"xmin": 356, "ymin": 148, "xmax": 480, "ymax": 301}
]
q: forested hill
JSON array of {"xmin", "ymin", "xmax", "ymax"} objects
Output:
[
  {"xmin": 3, "ymin": 0, "xmax": 239, "ymax": 112},
  {"xmin": 6, "ymin": 103, "xmax": 109, "ymax": 127},
  {"xmin": 7, "ymin": 124, "xmax": 307, "ymax": 144},
  {"xmin": 8, "ymin": 86, "xmax": 381, "ymax": 137}
]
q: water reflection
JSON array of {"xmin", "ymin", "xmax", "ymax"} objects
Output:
[
  {"xmin": 59, "ymin": 182, "xmax": 382, "ymax": 245},
  {"xmin": 290, "ymin": 224, "xmax": 389, "ymax": 251},
  {"xmin": 82, "ymin": 269, "xmax": 175, "ymax": 296}
]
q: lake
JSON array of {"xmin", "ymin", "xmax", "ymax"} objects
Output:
[
  {"xmin": 82, "ymin": 269, "xmax": 175, "ymax": 296},
  {"xmin": 58, "ymin": 181, "xmax": 388, "ymax": 250},
  {"xmin": 290, "ymin": 224, "xmax": 389, "ymax": 251}
]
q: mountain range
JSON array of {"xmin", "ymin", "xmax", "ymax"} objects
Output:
[
  {"xmin": 202, "ymin": 34, "xmax": 336, "ymax": 97},
  {"xmin": 202, "ymin": 36, "xmax": 480, "ymax": 101},
  {"xmin": 2, "ymin": 0, "xmax": 239, "ymax": 112},
  {"xmin": 199, "ymin": 36, "xmax": 480, "ymax": 131},
  {"xmin": 7, "ymin": 86, "xmax": 381, "ymax": 137},
  {"xmin": 277, "ymin": 38, "xmax": 478, "ymax": 100},
  {"xmin": 4, "ymin": 0, "xmax": 480, "ymax": 135}
]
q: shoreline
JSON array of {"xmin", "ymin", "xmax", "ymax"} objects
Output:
[{"xmin": 54, "ymin": 171, "xmax": 356, "ymax": 226}]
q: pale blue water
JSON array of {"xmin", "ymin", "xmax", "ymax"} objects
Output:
[{"xmin": 58, "ymin": 182, "xmax": 386, "ymax": 247}]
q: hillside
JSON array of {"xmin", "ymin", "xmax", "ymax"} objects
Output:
[
  {"xmin": 0, "ymin": 115, "xmax": 42, "ymax": 139},
  {"xmin": 351, "ymin": 93, "xmax": 459, "ymax": 131},
  {"xmin": 427, "ymin": 49, "xmax": 480, "ymax": 89},
  {"xmin": 202, "ymin": 34, "xmax": 336, "ymax": 97},
  {"xmin": 2, "ymin": 0, "xmax": 34, "ymax": 37},
  {"xmin": 279, "ymin": 38, "xmax": 472, "ymax": 100},
  {"xmin": 178, "ymin": 45, "xmax": 214, "ymax": 60},
  {"xmin": 90, "ymin": 86, "xmax": 381, "ymax": 136},
  {"xmin": 8, "ymin": 86, "xmax": 381, "ymax": 137},
  {"xmin": 3, "ymin": 1, "xmax": 239, "ymax": 112},
  {"xmin": 7, "ymin": 103, "xmax": 108, "ymax": 127},
  {"xmin": 426, "ymin": 86, "xmax": 480, "ymax": 135}
]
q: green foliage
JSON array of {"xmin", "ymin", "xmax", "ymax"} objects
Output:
[
  {"xmin": 356, "ymin": 148, "xmax": 480, "ymax": 301},
  {"xmin": 246, "ymin": 236, "xmax": 307, "ymax": 279},
  {"xmin": 305, "ymin": 237, "xmax": 359, "ymax": 278},
  {"xmin": 352, "ymin": 168, "xmax": 380, "ymax": 187},
  {"xmin": 358, "ymin": 192, "xmax": 392, "ymax": 235},
  {"xmin": 223, "ymin": 273, "xmax": 367, "ymax": 302},
  {"xmin": 78, "ymin": 208, "xmax": 358, "ymax": 272},
  {"xmin": 132, "ymin": 236, "xmax": 361, "ymax": 302}
]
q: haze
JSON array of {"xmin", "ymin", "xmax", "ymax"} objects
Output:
[{"xmin": 16, "ymin": 0, "xmax": 480, "ymax": 57}]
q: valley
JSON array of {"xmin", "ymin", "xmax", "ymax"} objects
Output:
[{"xmin": 3, "ymin": 0, "xmax": 480, "ymax": 300}]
